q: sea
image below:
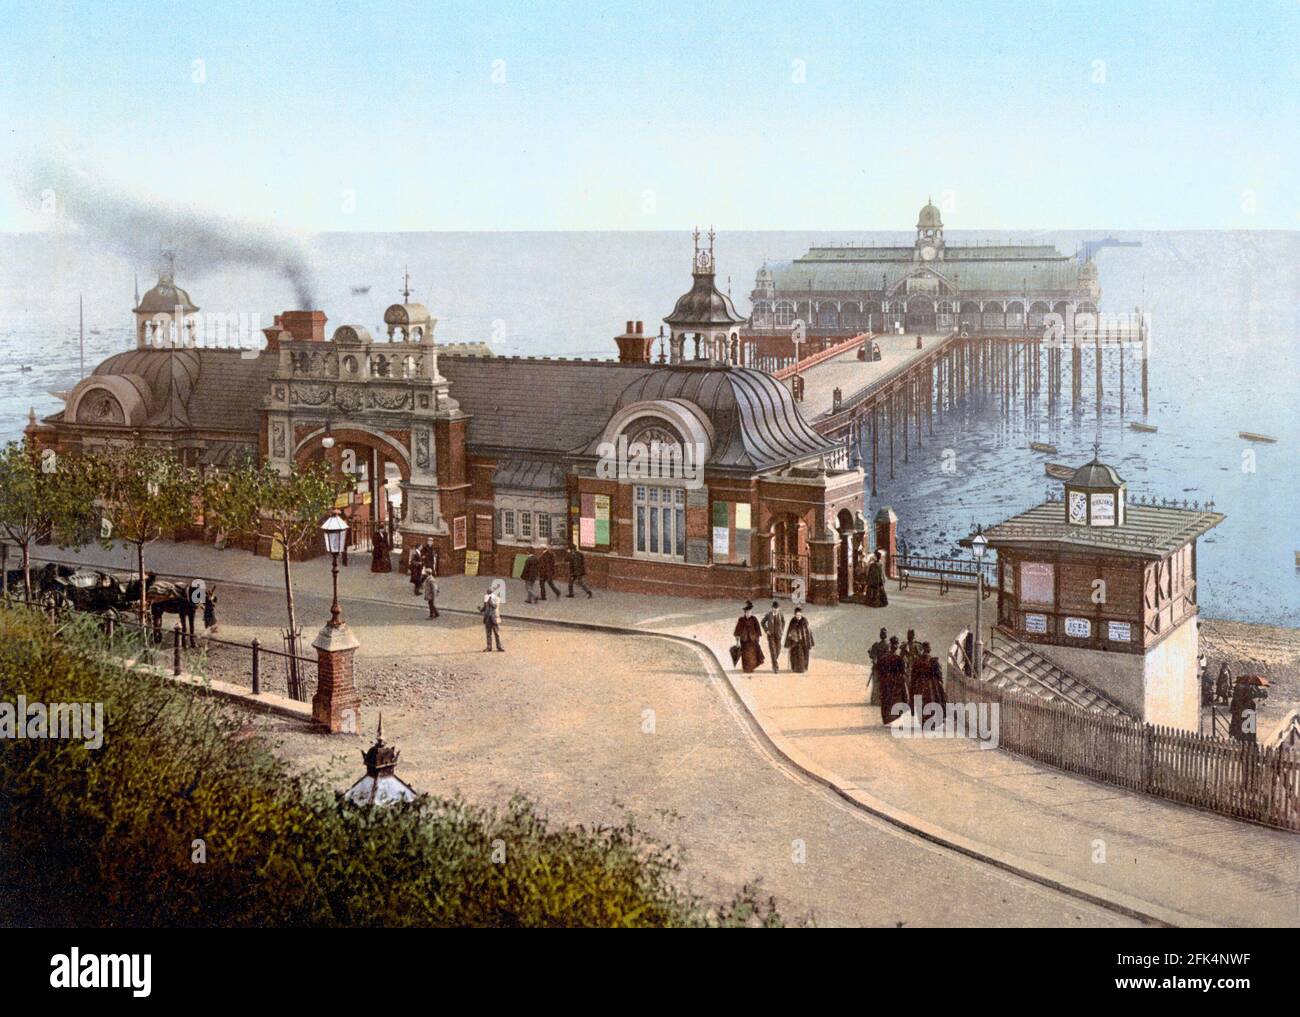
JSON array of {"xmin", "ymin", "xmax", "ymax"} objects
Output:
[{"xmin": 1, "ymin": 229, "xmax": 1297, "ymax": 625}]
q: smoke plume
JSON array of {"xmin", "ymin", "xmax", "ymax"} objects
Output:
[{"xmin": 27, "ymin": 157, "xmax": 317, "ymax": 308}]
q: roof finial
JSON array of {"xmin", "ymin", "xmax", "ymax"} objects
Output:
[
  {"xmin": 401, "ymin": 267, "xmax": 412, "ymax": 303},
  {"xmin": 160, "ymin": 250, "xmax": 176, "ymax": 283},
  {"xmin": 1091, "ymin": 437, "xmax": 1102, "ymax": 461}
]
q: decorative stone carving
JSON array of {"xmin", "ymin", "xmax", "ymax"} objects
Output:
[
  {"xmin": 335, "ymin": 387, "xmax": 364, "ymax": 413},
  {"xmin": 368, "ymin": 387, "xmax": 414, "ymax": 411},
  {"xmin": 290, "ymin": 384, "xmax": 331, "ymax": 406},
  {"xmin": 411, "ymin": 498, "xmax": 436, "ymax": 523},
  {"xmin": 415, "ymin": 428, "xmax": 431, "ymax": 469},
  {"xmin": 272, "ymin": 422, "xmax": 286, "ymax": 458}
]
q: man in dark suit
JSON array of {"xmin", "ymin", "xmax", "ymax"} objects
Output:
[{"xmin": 761, "ymin": 601, "xmax": 785, "ymax": 673}]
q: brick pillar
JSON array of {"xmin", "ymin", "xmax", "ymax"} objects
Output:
[
  {"xmin": 807, "ymin": 533, "xmax": 839, "ymax": 605},
  {"xmin": 874, "ymin": 507, "xmax": 898, "ymax": 579},
  {"xmin": 311, "ymin": 622, "xmax": 361, "ymax": 734}
]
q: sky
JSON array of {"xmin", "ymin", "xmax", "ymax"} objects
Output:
[{"xmin": 1, "ymin": 0, "xmax": 1297, "ymax": 233}]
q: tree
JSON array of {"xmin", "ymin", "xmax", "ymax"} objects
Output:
[
  {"xmin": 205, "ymin": 459, "xmax": 345, "ymax": 694},
  {"xmin": 87, "ymin": 446, "xmax": 203, "ymax": 630},
  {"xmin": 0, "ymin": 441, "xmax": 97, "ymax": 603}
]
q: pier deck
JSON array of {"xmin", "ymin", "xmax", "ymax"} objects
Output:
[{"xmin": 783, "ymin": 332, "xmax": 948, "ymax": 425}]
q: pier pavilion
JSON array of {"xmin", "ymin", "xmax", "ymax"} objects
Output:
[{"xmin": 743, "ymin": 200, "xmax": 1100, "ymax": 370}]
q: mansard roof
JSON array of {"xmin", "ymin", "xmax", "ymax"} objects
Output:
[
  {"xmin": 438, "ymin": 354, "xmax": 836, "ymax": 472},
  {"xmin": 48, "ymin": 348, "xmax": 274, "ymax": 434}
]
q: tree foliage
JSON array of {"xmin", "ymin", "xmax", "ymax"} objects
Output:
[
  {"xmin": 0, "ymin": 607, "xmax": 782, "ymax": 928},
  {"xmin": 0, "ymin": 441, "xmax": 98, "ymax": 601},
  {"xmin": 85, "ymin": 445, "xmax": 203, "ymax": 625}
]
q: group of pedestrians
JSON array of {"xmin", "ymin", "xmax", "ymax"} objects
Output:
[
  {"xmin": 407, "ymin": 541, "xmax": 440, "ymax": 619},
  {"xmin": 733, "ymin": 600, "xmax": 815, "ymax": 674},
  {"xmin": 868, "ymin": 626, "xmax": 947, "ymax": 725},
  {"xmin": 520, "ymin": 544, "xmax": 593, "ymax": 603}
]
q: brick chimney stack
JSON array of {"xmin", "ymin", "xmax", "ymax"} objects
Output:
[
  {"xmin": 279, "ymin": 310, "xmax": 328, "ymax": 342},
  {"xmin": 614, "ymin": 319, "xmax": 654, "ymax": 364}
]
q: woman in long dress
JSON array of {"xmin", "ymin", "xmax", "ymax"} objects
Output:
[
  {"xmin": 733, "ymin": 601, "xmax": 765, "ymax": 674},
  {"xmin": 878, "ymin": 637, "xmax": 909, "ymax": 724},
  {"xmin": 784, "ymin": 607, "xmax": 814, "ymax": 673},
  {"xmin": 864, "ymin": 551, "xmax": 888, "ymax": 607}
]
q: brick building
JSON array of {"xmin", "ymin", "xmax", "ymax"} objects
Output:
[{"xmin": 32, "ymin": 241, "xmax": 865, "ymax": 604}]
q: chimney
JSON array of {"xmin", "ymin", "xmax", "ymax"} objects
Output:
[
  {"xmin": 614, "ymin": 320, "xmax": 654, "ymax": 364},
  {"xmin": 262, "ymin": 314, "xmax": 290, "ymax": 353},
  {"xmin": 279, "ymin": 310, "xmax": 328, "ymax": 343}
]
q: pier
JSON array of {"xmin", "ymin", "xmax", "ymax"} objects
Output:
[{"xmin": 779, "ymin": 315, "xmax": 1150, "ymax": 497}]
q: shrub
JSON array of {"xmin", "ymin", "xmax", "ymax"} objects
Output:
[{"xmin": 0, "ymin": 607, "xmax": 779, "ymax": 928}]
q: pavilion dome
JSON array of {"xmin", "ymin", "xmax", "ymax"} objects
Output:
[
  {"xmin": 917, "ymin": 200, "xmax": 943, "ymax": 229},
  {"xmin": 136, "ymin": 274, "xmax": 198, "ymax": 315},
  {"xmin": 1070, "ymin": 457, "xmax": 1124, "ymax": 489},
  {"xmin": 383, "ymin": 303, "xmax": 430, "ymax": 326},
  {"xmin": 663, "ymin": 276, "xmax": 745, "ymax": 329}
]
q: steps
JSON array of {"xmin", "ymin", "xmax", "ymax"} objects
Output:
[{"xmin": 980, "ymin": 633, "xmax": 1133, "ymax": 721}]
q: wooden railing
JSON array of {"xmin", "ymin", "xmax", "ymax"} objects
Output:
[
  {"xmin": 771, "ymin": 333, "xmax": 874, "ymax": 381},
  {"xmin": 944, "ymin": 652, "xmax": 1300, "ymax": 831}
]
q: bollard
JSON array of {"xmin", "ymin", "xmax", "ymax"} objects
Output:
[
  {"xmin": 173, "ymin": 623, "xmax": 182, "ymax": 676},
  {"xmin": 251, "ymin": 638, "xmax": 261, "ymax": 695}
]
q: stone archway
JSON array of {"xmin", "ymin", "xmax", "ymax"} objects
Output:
[{"xmin": 294, "ymin": 424, "xmax": 413, "ymax": 556}]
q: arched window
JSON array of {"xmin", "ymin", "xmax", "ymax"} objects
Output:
[{"xmin": 774, "ymin": 302, "xmax": 795, "ymax": 328}]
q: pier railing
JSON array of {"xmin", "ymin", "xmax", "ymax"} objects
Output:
[{"xmin": 944, "ymin": 652, "xmax": 1300, "ymax": 832}]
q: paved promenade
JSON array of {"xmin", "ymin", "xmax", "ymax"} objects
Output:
[{"xmin": 37, "ymin": 540, "xmax": 1300, "ymax": 926}]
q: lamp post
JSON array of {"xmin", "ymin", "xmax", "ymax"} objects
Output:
[
  {"xmin": 321, "ymin": 511, "xmax": 349, "ymax": 628},
  {"xmin": 971, "ymin": 528, "xmax": 987, "ymax": 677}
]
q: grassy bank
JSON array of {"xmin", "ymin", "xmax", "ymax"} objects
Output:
[{"xmin": 0, "ymin": 607, "xmax": 779, "ymax": 927}]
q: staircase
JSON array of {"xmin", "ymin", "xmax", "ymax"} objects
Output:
[{"xmin": 980, "ymin": 630, "xmax": 1134, "ymax": 721}]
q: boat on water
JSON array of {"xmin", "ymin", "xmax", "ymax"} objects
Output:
[
  {"xmin": 1238, "ymin": 431, "xmax": 1276, "ymax": 443},
  {"xmin": 1129, "ymin": 422, "xmax": 1158, "ymax": 433},
  {"xmin": 1029, "ymin": 441, "xmax": 1057, "ymax": 454},
  {"xmin": 1045, "ymin": 462, "xmax": 1074, "ymax": 480},
  {"xmin": 350, "ymin": 285, "xmax": 371, "ymax": 295}
]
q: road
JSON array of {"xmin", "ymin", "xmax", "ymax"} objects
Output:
[{"xmin": 217, "ymin": 581, "xmax": 1137, "ymax": 927}]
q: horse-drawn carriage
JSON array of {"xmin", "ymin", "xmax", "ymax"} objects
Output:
[{"xmin": 4, "ymin": 562, "xmax": 217, "ymax": 647}]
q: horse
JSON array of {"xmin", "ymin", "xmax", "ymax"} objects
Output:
[
  {"xmin": 149, "ymin": 580, "xmax": 218, "ymax": 648},
  {"xmin": 3, "ymin": 562, "xmax": 75, "ymax": 601}
]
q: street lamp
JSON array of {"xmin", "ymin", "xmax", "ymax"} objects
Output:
[
  {"xmin": 321, "ymin": 511, "xmax": 349, "ymax": 628},
  {"xmin": 971, "ymin": 528, "xmax": 988, "ymax": 678}
]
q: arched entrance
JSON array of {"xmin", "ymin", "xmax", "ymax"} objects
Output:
[
  {"xmin": 769, "ymin": 511, "xmax": 809, "ymax": 599},
  {"xmin": 835, "ymin": 508, "xmax": 858, "ymax": 601},
  {"xmin": 295, "ymin": 425, "xmax": 412, "ymax": 557}
]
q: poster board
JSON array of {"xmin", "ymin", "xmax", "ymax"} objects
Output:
[{"xmin": 463, "ymin": 550, "xmax": 480, "ymax": 576}]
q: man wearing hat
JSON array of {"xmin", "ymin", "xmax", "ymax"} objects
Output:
[
  {"xmin": 761, "ymin": 600, "xmax": 786, "ymax": 673},
  {"xmin": 733, "ymin": 601, "xmax": 765, "ymax": 674}
]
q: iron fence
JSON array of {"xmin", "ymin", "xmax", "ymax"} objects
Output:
[{"xmin": 0, "ymin": 590, "xmax": 317, "ymax": 703}]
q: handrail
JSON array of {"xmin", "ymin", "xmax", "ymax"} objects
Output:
[{"xmin": 988, "ymin": 629, "xmax": 1131, "ymax": 717}]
